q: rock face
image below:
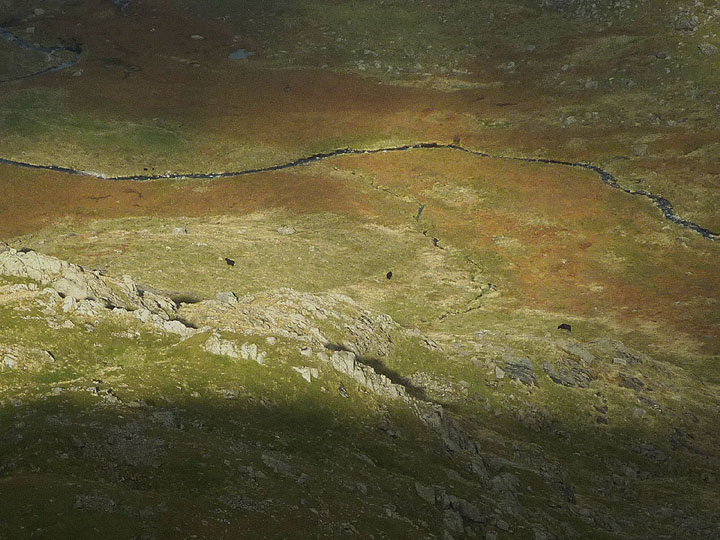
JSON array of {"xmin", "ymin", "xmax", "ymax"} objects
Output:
[
  {"xmin": 177, "ymin": 287, "xmax": 407, "ymax": 359},
  {"xmin": 502, "ymin": 355, "xmax": 537, "ymax": 386},
  {"xmin": 324, "ymin": 350, "xmax": 408, "ymax": 399}
]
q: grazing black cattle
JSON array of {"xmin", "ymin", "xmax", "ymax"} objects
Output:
[
  {"xmin": 386, "ymin": 271, "xmax": 393, "ymax": 280},
  {"xmin": 225, "ymin": 258, "xmax": 235, "ymax": 266},
  {"xmin": 558, "ymin": 323, "xmax": 572, "ymax": 332}
]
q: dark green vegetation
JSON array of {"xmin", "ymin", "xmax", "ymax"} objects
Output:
[{"xmin": 1, "ymin": 0, "xmax": 719, "ymax": 538}]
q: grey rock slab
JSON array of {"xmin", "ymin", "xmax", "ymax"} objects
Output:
[
  {"xmin": 542, "ymin": 362, "xmax": 591, "ymax": 388},
  {"xmin": 241, "ymin": 342, "xmax": 267, "ymax": 365},
  {"xmin": 293, "ymin": 366, "xmax": 319, "ymax": 382},
  {"xmin": 618, "ymin": 373, "xmax": 644, "ymax": 390},
  {"xmin": 443, "ymin": 509, "xmax": 464, "ymax": 532},
  {"xmin": 0, "ymin": 346, "xmax": 54, "ymax": 371},
  {"xmin": 633, "ymin": 443, "xmax": 667, "ymax": 462},
  {"xmin": 0, "ymin": 248, "xmax": 164, "ymax": 316},
  {"xmin": 587, "ymin": 338, "xmax": 645, "ymax": 364},
  {"xmin": 328, "ymin": 350, "xmax": 407, "ymax": 398},
  {"xmin": 698, "ymin": 43, "xmax": 718, "ymax": 57},
  {"xmin": 675, "ymin": 13, "xmax": 700, "ymax": 31},
  {"xmin": 491, "ymin": 472, "xmax": 521, "ymax": 499},
  {"xmin": 414, "ymin": 482, "xmax": 436, "ymax": 505},
  {"xmin": 162, "ymin": 319, "xmax": 195, "ymax": 337},
  {"xmin": 2, "ymin": 355, "xmax": 17, "ymax": 369},
  {"xmin": 203, "ymin": 334, "xmax": 240, "ymax": 359},
  {"xmin": 556, "ymin": 340, "xmax": 595, "ymax": 365},
  {"xmin": 216, "ymin": 291, "xmax": 239, "ymax": 306},
  {"xmin": 502, "ymin": 354, "xmax": 537, "ymax": 386}
]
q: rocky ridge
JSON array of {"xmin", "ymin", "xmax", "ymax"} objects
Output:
[
  {"xmin": 1, "ymin": 246, "xmax": 718, "ymax": 538},
  {"xmin": 0, "ymin": 246, "xmax": 580, "ymax": 536}
]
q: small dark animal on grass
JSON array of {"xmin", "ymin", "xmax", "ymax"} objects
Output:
[
  {"xmin": 386, "ymin": 271, "xmax": 393, "ymax": 280},
  {"xmin": 225, "ymin": 258, "xmax": 235, "ymax": 266},
  {"xmin": 558, "ymin": 323, "xmax": 572, "ymax": 331}
]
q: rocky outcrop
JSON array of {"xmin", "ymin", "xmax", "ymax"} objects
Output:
[
  {"xmin": 321, "ymin": 350, "xmax": 408, "ymax": 399},
  {"xmin": 1, "ymin": 345, "xmax": 55, "ymax": 371},
  {"xmin": 177, "ymin": 288, "xmax": 412, "ymax": 358},
  {"xmin": 502, "ymin": 355, "xmax": 538, "ymax": 386},
  {"xmin": 0, "ymin": 247, "xmax": 194, "ymax": 337},
  {"xmin": 203, "ymin": 334, "xmax": 241, "ymax": 359},
  {"xmin": 0, "ymin": 248, "xmax": 139, "ymax": 308},
  {"xmin": 543, "ymin": 361, "xmax": 591, "ymax": 387}
]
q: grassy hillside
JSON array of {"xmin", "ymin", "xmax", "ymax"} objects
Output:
[{"xmin": 0, "ymin": 0, "xmax": 718, "ymax": 538}]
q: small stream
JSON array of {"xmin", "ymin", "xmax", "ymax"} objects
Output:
[
  {"xmin": 0, "ymin": 28, "xmax": 716, "ymax": 241},
  {"xmin": 0, "ymin": 27, "xmax": 81, "ymax": 83},
  {"xmin": 0, "ymin": 143, "xmax": 717, "ymax": 240}
]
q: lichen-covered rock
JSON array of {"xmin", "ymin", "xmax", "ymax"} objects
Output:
[
  {"xmin": 0, "ymin": 345, "xmax": 54, "ymax": 371},
  {"xmin": 0, "ymin": 247, "xmax": 191, "ymax": 333},
  {"xmin": 543, "ymin": 361, "xmax": 592, "ymax": 388},
  {"xmin": 698, "ymin": 43, "xmax": 718, "ymax": 57},
  {"xmin": 327, "ymin": 350, "xmax": 407, "ymax": 399},
  {"xmin": 556, "ymin": 340, "xmax": 596, "ymax": 365},
  {"xmin": 216, "ymin": 291, "xmax": 239, "ymax": 306},
  {"xmin": 240, "ymin": 342, "xmax": 266, "ymax": 364},
  {"xmin": 204, "ymin": 334, "xmax": 240, "ymax": 358},
  {"xmin": 293, "ymin": 366, "xmax": 319, "ymax": 382},
  {"xmin": 0, "ymin": 248, "xmax": 135, "ymax": 308},
  {"xmin": 675, "ymin": 12, "xmax": 700, "ymax": 31},
  {"xmin": 502, "ymin": 354, "xmax": 537, "ymax": 386}
]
